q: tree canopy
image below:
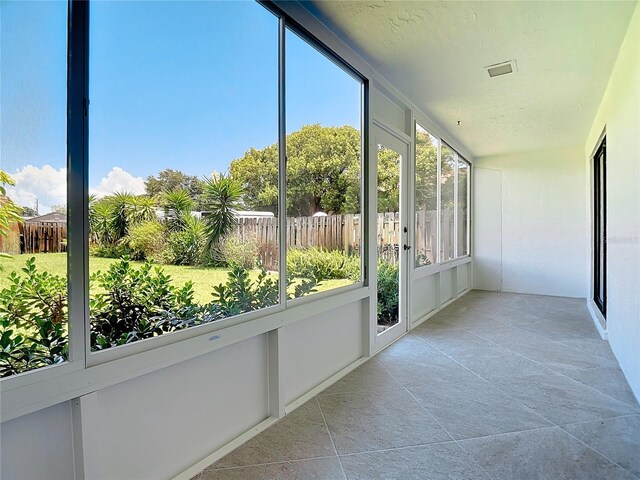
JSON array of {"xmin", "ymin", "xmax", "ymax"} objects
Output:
[
  {"xmin": 145, "ymin": 169, "xmax": 204, "ymax": 203},
  {"xmin": 230, "ymin": 124, "xmax": 362, "ymax": 216},
  {"xmin": 229, "ymin": 124, "xmax": 445, "ymax": 216}
]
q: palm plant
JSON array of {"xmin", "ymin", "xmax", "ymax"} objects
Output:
[
  {"xmin": 160, "ymin": 188, "xmax": 194, "ymax": 231},
  {"xmin": 201, "ymin": 175, "xmax": 243, "ymax": 251}
]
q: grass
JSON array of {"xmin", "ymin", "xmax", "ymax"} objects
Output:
[{"xmin": 0, "ymin": 253, "xmax": 352, "ymax": 304}]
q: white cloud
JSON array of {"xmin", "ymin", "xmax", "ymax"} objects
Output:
[
  {"xmin": 90, "ymin": 167, "xmax": 145, "ymax": 198},
  {"xmin": 3, "ymin": 165, "xmax": 146, "ymax": 214},
  {"xmin": 5, "ymin": 164, "xmax": 67, "ymax": 214}
]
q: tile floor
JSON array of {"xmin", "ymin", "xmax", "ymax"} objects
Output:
[{"xmin": 194, "ymin": 291, "xmax": 640, "ymax": 480}]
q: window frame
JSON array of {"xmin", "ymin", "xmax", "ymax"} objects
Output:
[
  {"xmin": 0, "ymin": 0, "xmax": 369, "ymax": 409},
  {"xmin": 412, "ymin": 122, "xmax": 472, "ymax": 274}
]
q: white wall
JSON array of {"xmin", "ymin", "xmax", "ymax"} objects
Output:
[
  {"xmin": 0, "ymin": 402, "xmax": 75, "ymax": 480},
  {"xmin": 584, "ymin": 2, "xmax": 640, "ymax": 400},
  {"xmin": 473, "ymin": 168, "xmax": 502, "ymax": 291},
  {"xmin": 474, "ymin": 145, "xmax": 588, "ymax": 298}
]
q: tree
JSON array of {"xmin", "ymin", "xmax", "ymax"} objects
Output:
[
  {"xmin": 0, "ymin": 170, "xmax": 23, "ymax": 258},
  {"xmin": 200, "ymin": 175, "xmax": 243, "ymax": 251},
  {"xmin": 230, "ymin": 124, "xmax": 362, "ymax": 216},
  {"xmin": 50, "ymin": 204, "xmax": 67, "ymax": 214},
  {"xmin": 89, "ymin": 192, "xmax": 156, "ymax": 245},
  {"xmin": 145, "ymin": 169, "xmax": 204, "ymax": 204},
  {"xmin": 20, "ymin": 206, "xmax": 38, "ymax": 217}
]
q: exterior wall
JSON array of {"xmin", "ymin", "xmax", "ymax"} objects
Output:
[
  {"xmin": 474, "ymin": 146, "xmax": 588, "ymax": 298},
  {"xmin": 584, "ymin": 2, "xmax": 640, "ymax": 401}
]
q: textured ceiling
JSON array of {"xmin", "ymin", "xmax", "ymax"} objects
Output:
[{"xmin": 304, "ymin": 1, "xmax": 637, "ymax": 157}]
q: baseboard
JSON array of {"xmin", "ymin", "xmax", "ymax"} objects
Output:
[{"xmin": 586, "ymin": 298, "xmax": 608, "ymax": 340}]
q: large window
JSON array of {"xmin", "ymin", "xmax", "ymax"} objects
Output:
[
  {"xmin": 0, "ymin": 1, "xmax": 69, "ymax": 377},
  {"xmin": 1, "ymin": 1, "xmax": 365, "ymax": 377},
  {"xmin": 414, "ymin": 124, "xmax": 471, "ymax": 268},
  {"xmin": 88, "ymin": 2, "xmax": 280, "ymax": 353},
  {"xmin": 414, "ymin": 124, "xmax": 439, "ymax": 267},
  {"xmin": 285, "ymin": 27, "xmax": 363, "ymax": 300}
]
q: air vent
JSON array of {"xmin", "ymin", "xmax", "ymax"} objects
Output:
[{"xmin": 485, "ymin": 60, "xmax": 517, "ymax": 78}]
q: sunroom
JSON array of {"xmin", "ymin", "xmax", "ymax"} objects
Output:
[{"xmin": 1, "ymin": 1, "xmax": 638, "ymax": 479}]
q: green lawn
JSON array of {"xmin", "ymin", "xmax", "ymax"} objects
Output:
[{"xmin": 0, "ymin": 253, "xmax": 352, "ymax": 304}]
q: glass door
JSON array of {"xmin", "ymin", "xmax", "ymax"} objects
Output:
[{"xmin": 374, "ymin": 126, "xmax": 409, "ymax": 351}]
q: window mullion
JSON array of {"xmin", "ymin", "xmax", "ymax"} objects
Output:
[
  {"xmin": 278, "ymin": 16, "xmax": 287, "ymax": 307},
  {"xmin": 453, "ymin": 152, "xmax": 459, "ymax": 259},
  {"xmin": 67, "ymin": 0, "xmax": 90, "ymax": 366}
]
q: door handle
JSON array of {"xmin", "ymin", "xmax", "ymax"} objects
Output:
[{"xmin": 403, "ymin": 244, "xmax": 412, "ymax": 251}]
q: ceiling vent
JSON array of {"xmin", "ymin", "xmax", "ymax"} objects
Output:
[{"xmin": 485, "ymin": 60, "xmax": 517, "ymax": 78}]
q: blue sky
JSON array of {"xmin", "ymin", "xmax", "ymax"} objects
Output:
[{"xmin": 1, "ymin": 0, "xmax": 361, "ymax": 213}]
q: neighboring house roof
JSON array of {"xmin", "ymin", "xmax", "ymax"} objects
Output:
[{"xmin": 24, "ymin": 212, "xmax": 67, "ymax": 224}]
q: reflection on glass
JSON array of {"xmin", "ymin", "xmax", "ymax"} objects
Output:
[
  {"xmin": 377, "ymin": 144, "xmax": 400, "ymax": 331},
  {"xmin": 0, "ymin": 1, "xmax": 69, "ymax": 377},
  {"xmin": 457, "ymin": 159, "xmax": 469, "ymax": 257},
  {"xmin": 88, "ymin": 2, "xmax": 279, "ymax": 352},
  {"xmin": 285, "ymin": 28, "xmax": 362, "ymax": 300},
  {"xmin": 440, "ymin": 143, "xmax": 456, "ymax": 262},
  {"xmin": 414, "ymin": 124, "xmax": 438, "ymax": 267}
]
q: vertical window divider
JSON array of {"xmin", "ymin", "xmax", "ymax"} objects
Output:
[
  {"xmin": 453, "ymin": 152, "xmax": 459, "ymax": 259},
  {"xmin": 436, "ymin": 138, "xmax": 442, "ymax": 264},
  {"xmin": 278, "ymin": 16, "xmax": 287, "ymax": 308},
  {"xmin": 67, "ymin": 0, "xmax": 90, "ymax": 366}
]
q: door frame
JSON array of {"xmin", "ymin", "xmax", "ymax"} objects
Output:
[
  {"xmin": 372, "ymin": 121, "xmax": 411, "ymax": 353},
  {"xmin": 592, "ymin": 136, "xmax": 607, "ymax": 318}
]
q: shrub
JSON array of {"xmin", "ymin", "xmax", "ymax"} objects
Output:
[
  {"xmin": 217, "ymin": 233, "xmax": 260, "ymax": 269},
  {"xmin": 0, "ymin": 257, "xmax": 68, "ymax": 377},
  {"xmin": 212, "ymin": 264, "xmax": 317, "ymax": 315},
  {"xmin": 287, "ymin": 247, "xmax": 360, "ymax": 282},
  {"xmin": 126, "ymin": 220, "xmax": 166, "ymax": 262},
  {"xmin": 1, "ymin": 257, "xmax": 319, "ymax": 375},
  {"xmin": 90, "ymin": 243, "xmax": 133, "ymax": 259},
  {"xmin": 164, "ymin": 216, "xmax": 206, "ymax": 266},
  {"xmin": 89, "ymin": 257, "xmax": 210, "ymax": 350},
  {"xmin": 376, "ymin": 260, "xmax": 399, "ymax": 325}
]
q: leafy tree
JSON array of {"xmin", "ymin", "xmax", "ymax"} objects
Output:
[
  {"xmin": 200, "ymin": 175, "xmax": 243, "ymax": 252},
  {"xmin": 0, "ymin": 171, "xmax": 23, "ymax": 259},
  {"xmin": 414, "ymin": 129, "xmax": 439, "ymax": 211},
  {"xmin": 230, "ymin": 124, "xmax": 362, "ymax": 216},
  {"xmin": 145, "ymin": 169, "xmax": 204, "ymax": 204},
  {"xmin": 377, "ymin": 145, "xmax": 400, "ymax": 213},
  {"xmin": 50, "ymin": 204, "xmax": 67, "ymax": 214},
  {"xmin": 20, "ymin": 206, "xmax": 38, "ymax": 217}
]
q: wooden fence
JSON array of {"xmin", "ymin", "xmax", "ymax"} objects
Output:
[
  {"xmin": 19, "ymin": 222, "xmax": 67, "ymax": 254},
  {"xmin": 233, "ymin": 210, "xmax": 448, "ymax": 270}
]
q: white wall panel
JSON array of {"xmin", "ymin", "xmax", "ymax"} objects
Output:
[
  {"xmin": 475, "ymin": 147, "xmax": 588, "ymax": 298},
  {"xmin": 440, "ymin": 269, "xmax": 453, "ymax": 304},
  {"xmin": 96, "ymin": 335, "xmax": 269, "ymax": 480},
  {"xmin": 410, "ymin": 274, "xmax": 437, "ymax": 323},
  {"xmin": 457, "ymin": 263, "xmax": 469, "ymax": 294},
  {"xmin": 280, "ymin": 300, "xmax": 363, "ymax": 405},
  {"xmin": 0, "ymin": 402, "xmax": 74, "ymax": 480},
  {"xmin": 473, "ymin": 167, "xmax": 503, "ymax": 291}
]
